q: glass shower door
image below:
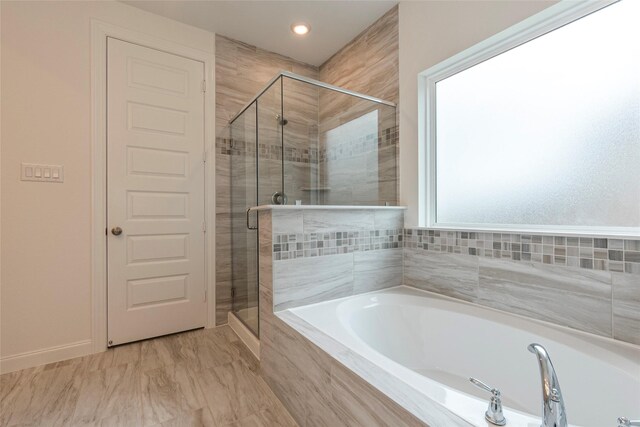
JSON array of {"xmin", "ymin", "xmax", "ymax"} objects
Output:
[
  {"xmin": 230, "ymin": 79, "xmax": 285, "ymax": 338},
  {"xmin": 229, "ymin": 72, "xmax": 398, "ymax": 338},
  {"xmin": 230, "ymin": 102, "xmax": 259, "ymax": 335}
]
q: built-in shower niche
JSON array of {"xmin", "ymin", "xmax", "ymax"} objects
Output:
[{"xmin": 221, "ymin": 71, "xmax": 398, "ymax": 337}]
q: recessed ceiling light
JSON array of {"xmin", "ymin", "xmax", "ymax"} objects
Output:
[{"xmin": 291, "ymin": 23, "xmax": 310, "ymax": 36}]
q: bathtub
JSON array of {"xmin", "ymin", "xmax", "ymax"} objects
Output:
[{"xmin": 288, "ymin": 286, "xmax": 640, "ymax": 427}]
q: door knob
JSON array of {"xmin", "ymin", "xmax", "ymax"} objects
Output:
[{"xmin": 111, "ymin": 227, "xmax": 123, "ymax": 236}]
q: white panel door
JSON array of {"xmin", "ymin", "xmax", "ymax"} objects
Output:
[{"xmin": 107, "ymin": 38, "xmax": 206, "ymax": 346}]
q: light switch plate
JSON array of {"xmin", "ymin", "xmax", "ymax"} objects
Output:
[{"xmin": 21, "ymin": 163, "xmax": 64, "ymax": 183}]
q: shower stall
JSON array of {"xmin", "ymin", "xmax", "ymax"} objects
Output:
[{"xmin": 220, "ymin": 71, "xmax": 397, "ymax": 337}]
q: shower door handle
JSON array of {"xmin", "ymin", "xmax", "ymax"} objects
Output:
[{"xmin": 246, "ymin": 208, "xmax": 258, "ymax": 230}]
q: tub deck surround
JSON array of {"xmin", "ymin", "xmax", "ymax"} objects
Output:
[
  {"xmin": 255, "ymin": 206, "xmax": 639, "ymax": 426},
  {"xmin": 258, "ymin": 206, "xmax": 428, "ymax": 426},
  {"xmin": 286, "ymin": 287, "xmax": 640, "ymax": 427},
  {"xmin": 260, "ymin": 285, "xmax": 464, "ymax": 427},
  {"xmin": 405, "ymin": 228, "xmax": 640, "ymax": 346}
]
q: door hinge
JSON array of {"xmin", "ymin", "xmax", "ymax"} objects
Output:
[
  {"xmin": 202, "ymin": 221, "xmax": 207, "ymax": 233},
  {"xmin": 203, "ymin": 151, "xmax": 207, "ymax": 163},
  {"xmin": 201, "ymin": 80, "xmax": 206, "ymax": 93}
]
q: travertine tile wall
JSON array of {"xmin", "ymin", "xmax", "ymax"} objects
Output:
[
  {"xmin": 318, "ymin": 6, "xmax": 399, "ymax": 206},
  {"xmin": 215, "ymin": 35, "xmax": 319, "ymax": 324},
  {"xmin": 256, "ymin": 208, "xmax": 637, "ymax": 425},
  {"xmin": 404, "ymin": 229, "xmax": 640, "ymax": 345},
  {"xmin": 216, "ymin": 4, "xmax": 401, "ymax": 323},
  {"xmin": 318, "ymin": 6, "xmax": 399, "ymax": 110},
  {"xmin": 266, "ymin": 208, "xmax": 404, "ymax": 311},
  {"xmin": 215, "ymin": 35, "xmax": 318, "ymax": 132},
  {"xmin": 257, "ymin": 207, "xmax": 468, "ymax": 426}
]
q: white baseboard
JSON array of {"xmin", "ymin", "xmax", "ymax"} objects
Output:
[
  {"xmin": 228, "ymin": 312, "xmax": 260, "ymax": 360},
  {"xmin": 0, "ymin": 339, "xmax": 94, "ymax": 374}
]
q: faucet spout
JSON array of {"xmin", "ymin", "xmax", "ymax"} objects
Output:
[{"xmin": 528, "ymin": 343, "xmax": 567, "ymax": 427}]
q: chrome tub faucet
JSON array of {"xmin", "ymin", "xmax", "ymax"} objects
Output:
[
  {"xmin": 528, "ymin": 343, "xmax": 567, "ymax": 427},
  {"xmin": 469, "ymin": 377, "xmax": 506, "ymax": 425}
]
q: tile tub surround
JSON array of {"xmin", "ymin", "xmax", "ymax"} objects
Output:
[
  {"xmin": 256, "ymin": 206, "xmax": 450, "ymax": 426},
  {"xmin": 404, "ymin": 229, "xmax": 640, "ymax": 274},
  {"xmin": 404, "ymin": 228, "xmax": 640, "ymax": 345},
  {"xmin": 273, "ymin": 228, "xmax": 403, "ymax": 260},
  {"xmin": 259, "ymin": 285, "xmax": 469, "ymax": 427},
  {"xmin": 258, "ymin": 206, "xmax": 405, "ymax": 311},
  {"xmin": 255, "ymin": 207, "xmax": 637, "ymax": 425}
]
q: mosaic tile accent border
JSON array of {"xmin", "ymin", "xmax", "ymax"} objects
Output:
[
  {"xmin": 216, "ymin": 138, "xmax": 319, "ymax": 163},
  {"xmin": 273, "ymin": 229, "xmax": 403, "ymax": 260},
  {"xmin": 216, "ymin": 125, "xmax": 398, "ymax": 164},
  {"xmin": 405, "ymin": 229, "xmax": 640, "ymax": 275}
]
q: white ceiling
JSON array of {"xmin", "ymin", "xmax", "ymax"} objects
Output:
[{"xmin": 121, "ymin": 1, "xmax": 397, "ymax": 66}]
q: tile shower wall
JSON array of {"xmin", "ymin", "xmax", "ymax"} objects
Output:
[
  {"xmin": 404, "ymin": 229, "xmax": 640, "ymax": 345},
  {"xmin": 264, "ymin": 208, "xmax": 404, "ymax": 311},
  {"xmin": 318, "ymin": 6, "xmax": 399, "ymax": 206},
  {"xmin": 215, "ymin": 8, "xmax": 401, "ymax": 324},
  {"xmin": 319, "ymin": 6, "xmax": 399, "ymax": 111},
  {"xmin": 215, "ymin": 35, "xmax": 319, "ymax": 324}
]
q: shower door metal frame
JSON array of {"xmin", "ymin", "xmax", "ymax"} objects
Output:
[
  {"xmin": 228, "ymin": 71, "xmax": 397, "ymax": 337},
  {"xmin": 230, "ymin": 99, "xmax": 261, "ymax": 335},
  {"xmin": 229, "ymin": 71, "xmax": 396, "ymax": 126}
]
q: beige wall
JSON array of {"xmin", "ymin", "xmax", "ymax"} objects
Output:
[
  {"xmin": 0, "ymin": 0, "xmax": 214, "ymax": 370},
  {"xmin": 0, "ymin": 0, "xmax": 563, "ymax": 370},
  {"xmin": 398, "ymin": 1, "xmax": 557, "ymax": 226}
]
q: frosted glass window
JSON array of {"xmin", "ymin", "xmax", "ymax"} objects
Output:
[{"xmin": 434, "ymin": 0, "xmax": 640, "ymax": 230}]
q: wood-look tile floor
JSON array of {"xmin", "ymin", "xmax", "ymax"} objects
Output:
[{"xmin": 0, "ymin": 326, "xmax": 298, "ymax": 427}]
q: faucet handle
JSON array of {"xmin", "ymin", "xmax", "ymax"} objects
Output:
[
  {"xmin": 469, "ymin": 377, "xmax": 507, "ymax": 426},
  {"xmin": 619, "ymin": 417, "xmax": 640, "ymax": 427},
  {"xmin": 470, "ymin": 377, "xmax": 499, "ymax": 395}
]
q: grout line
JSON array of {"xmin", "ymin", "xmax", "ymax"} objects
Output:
[
  {"xmin": 610, "ymin": 273, "xmax": 615, "ymax": 340},
  {"xmin": 404, "ymin": 228, "xmax": 640, "ymax": 275}
]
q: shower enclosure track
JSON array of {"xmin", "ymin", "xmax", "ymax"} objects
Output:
[{"xmin": 229, "ymin": 71, "xmax": 396, "ymax": 125}]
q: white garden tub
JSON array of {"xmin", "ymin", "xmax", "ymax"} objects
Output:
[{"xmin": 289, "ymin": 286, "xmax": 640, "ymax": 427}]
